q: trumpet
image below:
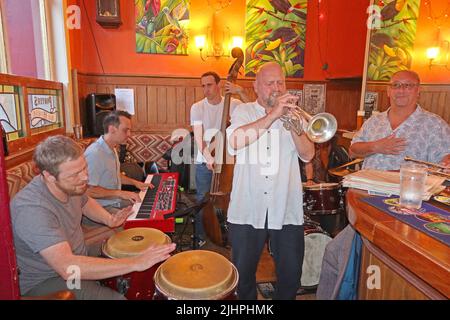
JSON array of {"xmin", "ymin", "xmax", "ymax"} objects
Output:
[
  {"xmin": 280, "ymin": 106, "xmax": 338, "ymax": 143},
  {"xmin": 404, "ymin": 156, "xmax": 450, "ymax": 179}
]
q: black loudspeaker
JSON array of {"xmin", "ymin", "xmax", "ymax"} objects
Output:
[{"xmin": 85, "ymin": 93, "xmax": 116, "ymax": 137}]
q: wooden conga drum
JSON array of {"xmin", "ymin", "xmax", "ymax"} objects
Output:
[
  {"xmin": 153, "ymin": 250, "xmax": 238, "ymax": 300},
  {"xmin": 102, "ymin": 227, "xmax": 171, "ymax": 300}
]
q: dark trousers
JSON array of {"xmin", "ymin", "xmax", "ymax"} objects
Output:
[{"xmin": 228, "ymin": 221, "xmax": 304, "ymax": 300}]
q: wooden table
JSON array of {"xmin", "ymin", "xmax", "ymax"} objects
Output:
[{"xmin": 346, "ymin": 189, "xmax": 449, "ymax": 299}]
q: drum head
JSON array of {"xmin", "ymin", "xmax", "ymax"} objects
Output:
[
  {"xmin": 103, "ymin": 227, "xmax": 171, "ymax": 259},
  {"xmin": 154, "ymin": 250, "xmax": 238, "ymax": 300},
  {"xmin": 303, "ymin": 182, "xmax": 339, "ymax": 190},
  {"xmin": 301, "ymin": 232, "xmax": 332, "ymax": 288}
]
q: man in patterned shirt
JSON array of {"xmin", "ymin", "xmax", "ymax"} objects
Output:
[
  {"xmin": 350, "ymin": 70, "xmax": 450, "ymax": 170},
  {"xmin": 317, "ymin": 70, "xmax": 449, "ymax": 300}
]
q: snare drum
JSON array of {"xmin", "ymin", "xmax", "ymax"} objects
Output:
[
  {"xmin": 101, "ymin": 227, "xmax": 171, "ymax": 300},
  {"xmin": 153, "ymin": 250, "xmax": 238, "ymax": 300},
  {"xmin": 303, "ymin": 182, "xmax": 343, "ymax": 215},
  {"xmin": 300, "ymin": 223, "xmax": 332, "ymax": 288}
]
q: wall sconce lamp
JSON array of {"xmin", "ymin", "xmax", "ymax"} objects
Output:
[
  {"xmin": 195, "ymin": 28, "xmax": 243, "ymax": 61},
  {"xmin": 426, "ymin": 42, "xmax": 450, "ymax": 69},
  {"xmin": 426, "ymin": 30, "xmax": 450, "ymax": 69}
]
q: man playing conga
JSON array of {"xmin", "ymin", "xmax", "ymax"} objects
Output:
[{"xmin": 10, "ymin": 135, "xmax": 176, "ymax": 299}]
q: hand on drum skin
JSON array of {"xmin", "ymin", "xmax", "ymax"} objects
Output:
[
  {"xmin": 374, "ymin": 134, "xmax": 407, "ymax": 155},
  {"xmin": 224, "ymin": 81, "xmax": 243, "ymax": 95},
  {"xmin": 133, "ymin": 243, "xmax": 177, "ymax": 272},
  {"xmin": 268, "ymin": 93, "xmax": 298, "ymax": 120},
  {"xmin": 134, "ymin": 180, "xmax": 154, "ymax": 191},
  {"xmin": 305, "ymin": 180, "xmax": 315, "ymax": 186},
  {"xmin": 120, "ymin": 191, "xmax": 142, "ymax": 203},
  {"xmin": 108, "ymin": 206, "xmax": 133, "ymax": 228}
]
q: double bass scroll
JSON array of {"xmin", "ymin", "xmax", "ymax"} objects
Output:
[{"xmin": 202, "ymin": 48, "xmax": 244, "ymax": 247}]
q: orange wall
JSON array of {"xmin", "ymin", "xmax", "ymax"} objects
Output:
[
  {"xmin": 69, "ymin": 0, "xmax": 369, "ymax": 80},
  {"xmin": 411, "ymin": 0, "xmax": 450, "ymax": 83}
]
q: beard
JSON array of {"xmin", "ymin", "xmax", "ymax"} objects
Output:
[{"xmin": 55, "ymin": 181, "xmax": 88, "ymax": 196}]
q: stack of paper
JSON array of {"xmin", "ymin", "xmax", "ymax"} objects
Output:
[{"xmin": 343, "ymin": 169, "xmax": 446, "ymax": 200}]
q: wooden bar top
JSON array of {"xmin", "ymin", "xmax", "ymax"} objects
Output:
[{"xmin": 346, "ymin": 189, "xmax": 450, "ymax": 298}]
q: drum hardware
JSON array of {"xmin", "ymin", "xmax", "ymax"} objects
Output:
[
  {"xmin": 404, "ymin": 156, "xmax": 450, "ymax": 179},
  {"xmin": 166, "ymin": 200, "xmax": 208, "ymax": 251},
  {"xmin": 116, "ymin": 277, "xmax": 131, "ymax": 296}
]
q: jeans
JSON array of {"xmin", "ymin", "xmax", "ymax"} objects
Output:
[{"xmin": 194, "ymin": 163, "xmax": 213, "ymax": 241}]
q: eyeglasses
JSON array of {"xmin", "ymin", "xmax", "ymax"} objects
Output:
[{"xmin": 390, "ymin": 82, "xmax": 419, "ymax": 90}]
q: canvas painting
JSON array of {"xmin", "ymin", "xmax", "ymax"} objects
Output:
[
  {"xmin": 367, "ymin": 0, "xmax": 420, "ymax": 81},
  {"xmin": 244, "ymin": 0, "xmax": 307, "ymax": 78},
  {"xmin": 135, "ymin": 0, "xmax": 189, "ymax": 55}
]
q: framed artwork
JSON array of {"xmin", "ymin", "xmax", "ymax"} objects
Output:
[
  {"xmin": 366, "ymin": 0, "xmax": 420, "ymax": 81},
  {"xmin": 244, "ymin": 0, "xmax": 307, "ymax": 78},
  {"xmin": 135, "ymin": 0, "xmax": 189, "ymax": 55},
  {"xmin": 364, "ymin": 91, "xmax": 379, "ymax": 119},
  {"xmin": 303, "ymin": 84, "xmax": 325, "ymax": 115},
  {"xmin": 28, "ymin": 94, "xmax": 60, "ymax": 129}
]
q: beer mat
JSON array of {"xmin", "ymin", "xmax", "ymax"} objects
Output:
[{"xmin": 361, "ymin": 196, "xmax": 450, "ymax": 247}]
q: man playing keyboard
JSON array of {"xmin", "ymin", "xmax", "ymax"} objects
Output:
[{"xmin": 84, "ymin": 111, "xmax": 154, "ymax": 222}]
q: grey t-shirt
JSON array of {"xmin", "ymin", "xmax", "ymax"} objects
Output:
[{"xmin": 10, "ymin": 175, "xmax": 88, "ymax": 295}]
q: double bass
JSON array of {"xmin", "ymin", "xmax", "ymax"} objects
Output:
[{"xmin": 202, "ymin": 48, "xmax": 244, "ymax": 247}]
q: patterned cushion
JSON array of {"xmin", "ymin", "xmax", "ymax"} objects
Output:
[
  {"xmin": 6, "ymin": 162, "xmax": 40, "ymax": 199},
  {"xmin": 126, "ymin": 134, "xmax": 172, "ymax": 170}
]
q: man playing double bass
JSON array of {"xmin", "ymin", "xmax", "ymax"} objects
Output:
[
  {"xmin": 190, "ymin": 71, "xmax": 249, "ymax": 248},
  {"xmin": 226, "ymin": 62, "xmax": 315, "ymax": 300}
]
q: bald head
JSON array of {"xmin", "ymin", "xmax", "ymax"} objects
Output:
[
  {"xmin": 391, "ymin": 70, "xmax": 420, "ymax": 84},
  {"xmin": 254, "ymin": 62, "xmax": 286, "ymax": 108},
  {"xmin": 256, "ymin": 62, "xmax": 284, "ymax": 82}
]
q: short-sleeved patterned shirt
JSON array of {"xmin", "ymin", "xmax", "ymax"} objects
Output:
[{"xmin": 351, "ymin": 106, "xmax": 450, "ymax": 170}]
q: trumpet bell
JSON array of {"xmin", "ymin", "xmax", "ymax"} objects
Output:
[{"xmin": 306, "ymin": 113, "xmax": 338, "ymax": 143}]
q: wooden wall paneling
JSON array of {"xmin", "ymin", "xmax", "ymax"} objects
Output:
[
  {"xmin": 185, "ymin": 87, "xmax": 196, "ymax": 126},
  {"xmin": 147, "ymin": 86, "xmax": 157, "ymax": 126},
  {"xmin": 157, "ymin": 86, "xmax": 167, "ymax": 125},
  {"xmin": 176, "ymin": 87, "xmax": 186, "ymax": 126},
  {"xmin": 135, "ymin": 85, "xmax": 147, "ymax": 126},
  {"xmin": 166, "ymin": 87, "xmax": 177, "ymax": 124}
]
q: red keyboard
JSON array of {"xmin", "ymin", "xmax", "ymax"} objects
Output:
[{"xmin": 124, "ymin": 172, "xmax": 178, "ymax": 233}]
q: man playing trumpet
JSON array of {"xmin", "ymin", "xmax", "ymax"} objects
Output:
[{"xmin": 226, "ymin": 62, "xmax": 315, "ymax": 300}]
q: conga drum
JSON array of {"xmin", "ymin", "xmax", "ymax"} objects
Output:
[
  {"xmin": 153, "ymin": 250, "xmax": 238, "ymax": 300},
  {"xmin": 102, "ymin": 227, "xmax": 171, "ymax": 300}
]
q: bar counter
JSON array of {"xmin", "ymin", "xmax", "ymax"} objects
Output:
[{"xmin": 346, "ymin": 189, "xmax": 449, "ymax": 299}]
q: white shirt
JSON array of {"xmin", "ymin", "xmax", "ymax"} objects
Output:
[
  {"xmin": 226, "ymin": 102, "xmax": 306, "ymax": 230},
  {"xmin": 190, "ymin": 97, "xmax": 242, "ymax": 163}
]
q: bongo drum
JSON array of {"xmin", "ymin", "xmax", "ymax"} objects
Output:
[
  {"xmin": 153, "ymin": 250, "xmax": 238, "ymax": 300},
  {"xmin": 102, "ymin": 227, "xmax": 171, "ymax": 300}
]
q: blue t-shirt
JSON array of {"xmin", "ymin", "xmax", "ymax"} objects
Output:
[{"xmin": 84, "ymin": 136, "xmax": 121, "ymax": 207}]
